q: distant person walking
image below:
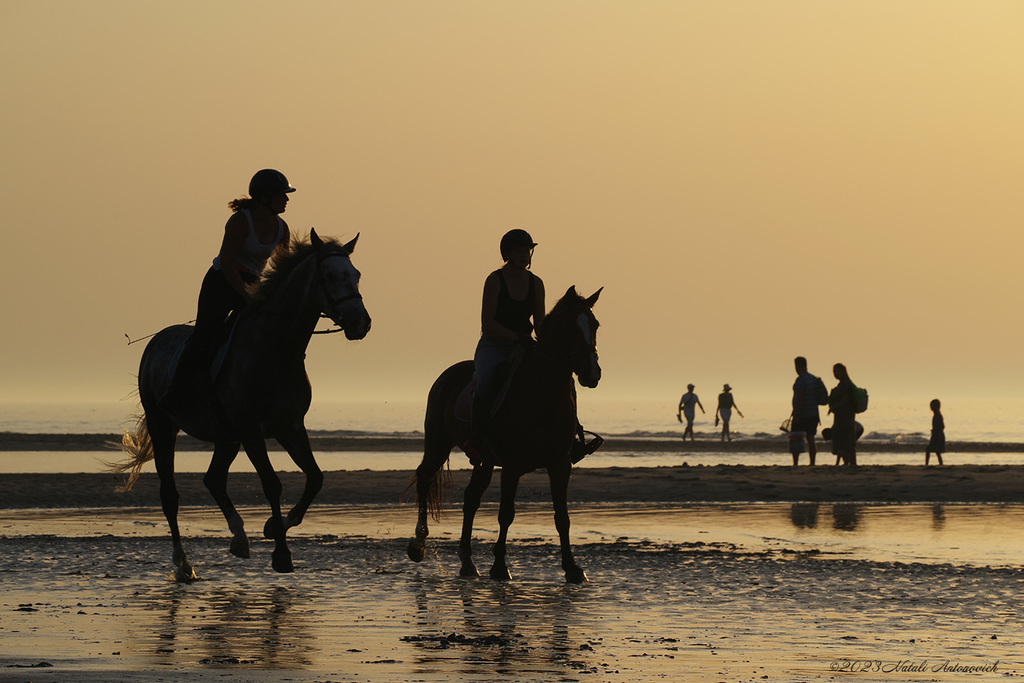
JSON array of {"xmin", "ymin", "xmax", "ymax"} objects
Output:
[
  {"xmin": 926, "ymin": 399, "xmax": 945, "ymax": 466},
  {"xmin": 827, "ymin": 363, "xmax": 858, "ymax": 466},
  {"xmin": 677, "ymin": 384, "xmax": 705, "ymax": 441},
  {"xmin": 716, "ymin": 384, "xmax": 743, "ymax": 442},
  {"xmin": 791, "ymin": 357, "xmax": 828, "ymax": 465}
]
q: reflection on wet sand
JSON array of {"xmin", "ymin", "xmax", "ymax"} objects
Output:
[
  {"xmin": 789, "ymin": 502, "xmax": 819, "ymax": 528},
  {"xmin": 2, "ymin": 524, "xmax": 1022, "ymax": 681},
  {"xmin": 832, "ymin": 503, "xmax": 862, "ymax": 531},
  {"xmin": 134, "ymin": 583, "xmax": 318, "ymax": 668},
  {"xmin": 407, "ymin": 575, "xmax": 601, "ymax": 677}
]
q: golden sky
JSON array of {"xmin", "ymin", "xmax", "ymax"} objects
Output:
[{"xmin": 2, "ymin": 1, "xmax": 1022, "ymax": 412}]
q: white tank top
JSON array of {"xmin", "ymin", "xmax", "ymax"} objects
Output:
[{"xmin": 213, "ymin": 209, "xmax": 285, "ymax": 274}]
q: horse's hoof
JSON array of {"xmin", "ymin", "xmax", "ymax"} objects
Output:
[
  {"xmin": 263, "ymin": 516, "xmax": 285, "ymax": 540},
  {"xmin": 230, "ymin": 534, "xmax": 251, "ymax": 559},
  {"xmin": 272, "ymin": 548, "xmax": 294, "ymax": 574},
  {"xmin": 459, "ymin": 562, "xmax": 480, "ymax": 578},
  {"xmin": 565, "ymin": 567, "xmax": 589, "ymax": 584},
  {"xmin": 173, "ymin": 563, "xmax": 198, "ymax": 583},
  {"xmin": 407, "ymin": 538, "xmax": 425, "ymax": 563},
  {"xmin": 489, "ymin": 565, "xmax": 512, "ymax": 581}
]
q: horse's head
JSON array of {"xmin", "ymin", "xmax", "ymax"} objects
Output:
[
  {"xmin": 540, "ymin": 285, "xmax": 603, "ymax": 388},
  {"xmin": 311, "ymin": 228, "xmax": 371, "ymax": 340}
]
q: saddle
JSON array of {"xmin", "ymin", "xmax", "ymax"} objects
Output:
[
  {"xmin": 167, "ymin": 313, "xmax": 242, "ymax": 384},
  {"xmin": 454, "ymin": 346, "xmax": 604, "ymax": 463},
  {"xmin": 454, "ymin": 345, "xmax": 526, "ymax": 423}
]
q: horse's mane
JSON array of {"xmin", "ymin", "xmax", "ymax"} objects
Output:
[
  {"xmin": 251, "ymin": 235, "xmax": 345, "ymax": 303},
  {"xmin": 538, "ymin": 288, "xmax": 588, "ymax": 340}
]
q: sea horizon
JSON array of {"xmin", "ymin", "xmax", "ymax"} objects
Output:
[{"xmin": 4, "ymin": 394, "xmax": 1023, "ymax": 443}]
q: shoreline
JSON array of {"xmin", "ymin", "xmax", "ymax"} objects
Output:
[
  {"xmin": 4, "ymin": 430, "xmax": 1024, "ymax": 453},
  {"xmin": 2, "ymin": 464, "xmax": 1023, "ymax": 508}
]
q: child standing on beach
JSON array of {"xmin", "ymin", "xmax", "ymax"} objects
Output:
[{"xmin": 926, "ymin": 399, "xmax": 945, "ymax": 466}]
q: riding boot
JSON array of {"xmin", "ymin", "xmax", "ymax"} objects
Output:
[
  {"xmin": 160, "ymin": 341, "xmax": 210, "ymax": 413},
  {"xmin": 465, "ymin": 392, "xmax": 500, "ymax": 467}
]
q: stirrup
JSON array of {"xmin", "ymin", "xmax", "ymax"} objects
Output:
[{"xmin": 572, "ymin": 431, "xmax": 604, "ymax": 464}]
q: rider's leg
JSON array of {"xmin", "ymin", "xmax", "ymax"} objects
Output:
[{"xmin": 161, "ymin": 268, "xmax": 240, "ymax": 409}]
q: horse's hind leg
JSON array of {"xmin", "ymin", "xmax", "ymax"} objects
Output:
[
  {"xmin": 458, "ymin": 464, "xmax": 494, "ymax": 577},
  {"xmin": 203, "ymin": 441, "xmax": 249, "ymax": 559},
  {"xmin": 490, "ymin": 470, "xmax": 521, "ymax": 581},
  {"xmin": 549, "ymin": 464, "xmax": 587, "ymax": 583},
  {"xmin": 406, "ymin": 439, "xmax": 453, "ymax": 564},
  {"xmin": 150, "ymin": 415, "xmax": 196, "ymax": 582}
]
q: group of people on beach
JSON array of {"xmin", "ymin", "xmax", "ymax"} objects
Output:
[
  {"xmin": 677, "ymin": 383, "xmax": 743, "ymax": 443},
  {"xmin": 678, "ymin": 357, "xmax": 947, "ymax": 467}
]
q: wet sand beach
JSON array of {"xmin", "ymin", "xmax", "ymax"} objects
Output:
[
  {"xmin": 1, "ymin": 463, "xmax": 1023, "ymax": 509},
  {"xmin": 2, "ymin": 435, "xmax": 1022, "ymax": 682}
]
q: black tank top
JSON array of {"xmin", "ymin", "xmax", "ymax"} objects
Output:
[{"xmin": 494, "ymin": 269, "xmax": 536, "ymax": 337}]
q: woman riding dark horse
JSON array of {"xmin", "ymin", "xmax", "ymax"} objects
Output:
[
  {"xmin": 112, "ymin": 215, "xmax": 370, "ymax": 580},
  {"xmin": 407, "ymin": 283, "xmax": 603, "ymax": 583},
  {"xmin": 467, "ymin": 229, "xmax": 602, "ymax": 465}
]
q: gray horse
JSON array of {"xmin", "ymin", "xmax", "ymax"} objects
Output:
[{"xmin": 112, "ymin": 230, "xmax": 370, "ymax": 581}]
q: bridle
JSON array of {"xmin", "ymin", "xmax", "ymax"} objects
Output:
[
  {"xmin": 312, "ymin": 246, "xmax": 363, "ymax": 336},
  {"xmin": 541, "ymin": 307, "xmax": 599, "ymax": 376}
]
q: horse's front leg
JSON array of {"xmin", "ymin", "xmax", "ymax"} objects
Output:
[
  {"xmin": 549, "ymin": 463, "xmax": 587, "ymax": 583},
  {"xmin": 458, "ymin": 464, "xmax": 494, "ymax": 577},
  {"xmin": 203, "ymin": 441, "xmax": 250, "ymax": 558},
  {"xmin": 490, "ymin": 469, "xmax": 520, "ymax": 581},
  {"xmin": 241, "ymin": 437, "xmax": 293, "ymax": 574},
  {"xmin": 276, "ymin": 428, "xmax": 323, "ymax": 531}
]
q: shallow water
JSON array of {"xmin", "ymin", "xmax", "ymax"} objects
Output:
[
  {"xmin": 2, "ymin": 502, "xmax": 1021, "ymax": 568},
  {"xmin": 1, "ymin": 504, "xmax": 1021, "ymax": 682}
]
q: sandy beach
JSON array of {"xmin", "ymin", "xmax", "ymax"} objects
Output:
[
  {"xmin": 2, "ymin": 435, "xmax": 1022, "ymax": 682},
  {"xmin": 2, "ymin": 463, "xmax": 1023, "ymax": 510}
]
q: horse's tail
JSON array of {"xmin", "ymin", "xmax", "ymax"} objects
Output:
[
  {"xmin": 403, "ymin": 465, "xmax": 452, "ymax": 523},
  {"xmin": 105, "ymin": 415, "xmax": 155, "ymax": 492}
]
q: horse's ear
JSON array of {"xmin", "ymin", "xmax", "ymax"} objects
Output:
[
  {"xmin": 564, "ymin": 285, "xmax": 578, "ymax": 299},
  {"xmin": 342, "ymin": 233, "xmax": 359, "ymax": 254},
  {"xmin": 585, "ymin": 287, "xmax": 603, "ymax": 308},
  {"xmin": 311, "ymin": 228, "xmax": 323, "ymax": 247}
]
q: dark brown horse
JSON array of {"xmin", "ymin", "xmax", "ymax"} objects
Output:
[
  {"xmin": 111, "ymin": 230, "xmax": 370, "ymax": 582},
  {"xmin": 407, "ymin": 286, "xmax": 602, "ymax": 583}
]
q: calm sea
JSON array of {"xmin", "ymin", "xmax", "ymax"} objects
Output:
[
  {"xmin": 3, "ymin": 395, "xmax": 1022, "ymax": 442},
  {"xmin": 2, "ymin": 395, "xmax": 1022, "ymax": 473}
]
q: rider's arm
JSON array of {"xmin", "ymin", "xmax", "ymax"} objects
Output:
[
  {"xmin": 480, "ymin": 272, "xmax": 517, "ymax": 341},
  {"xmin": 217, "ymin": 213, "xmax": 253, "ymax": 302},
  {"xmin": 531, "ymin": 275, "xmax": 546, "ymax": 334}
]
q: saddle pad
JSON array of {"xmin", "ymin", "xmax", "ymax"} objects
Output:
[
  {"xmin": 454, "ymin": 377, "xmax": 477, "ymax": 423},
  {"xmin": 453, "ymin": 346, "xmax": 527, "ymax": 423}
]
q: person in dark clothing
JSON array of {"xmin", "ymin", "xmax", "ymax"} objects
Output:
[
  {"xmin": 827, "ymin": 363, "xmax": 858, "ymax": 466},
  {"xmin": 926, "ymin": 398, "xmax": 945, "ymax": 466},
  {"xmin": 465, "ymin": 229, "xmax": 601, "ymax": 464}
]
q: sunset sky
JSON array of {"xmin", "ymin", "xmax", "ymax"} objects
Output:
[{"xmin": 3, "ymin": 1, "xmax": 1023, "ymax": 421}]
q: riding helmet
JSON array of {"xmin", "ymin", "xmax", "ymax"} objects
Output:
[
  {"xmin": 249, "ymin": 169, "xmax": 296, "ymax": 198},
  {"xmin": 500, "ymin": 229, "xmax": 537, "ymax": 261}
]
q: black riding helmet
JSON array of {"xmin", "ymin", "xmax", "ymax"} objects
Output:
[
  {"xmin": 500, "ymin": 229, "xmax": 537, "ymax": 261},
  {"xmin": 249, "ymin": 169, "xmax": 296, "ymax": 199}
]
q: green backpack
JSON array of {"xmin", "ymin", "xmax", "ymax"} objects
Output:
[{"xmin": 851, "ymin": 384, "xmax": 869, "ymax": 413}]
